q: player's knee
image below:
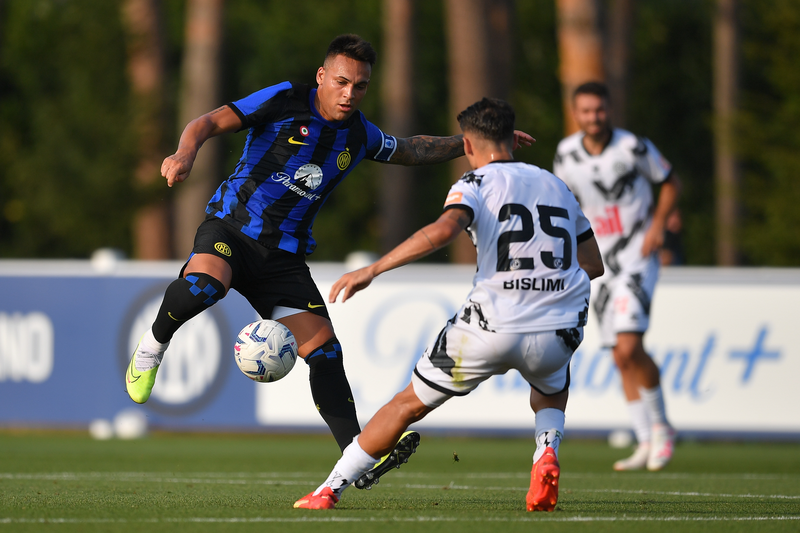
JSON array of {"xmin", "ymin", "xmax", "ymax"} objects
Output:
[
  {"xmin": 612, "ymin": 346, "xmax": 635, "ymax": 367},
  {"xmin": 163, "ymin": 272, "xmax": 226, "ymax": 320},
  {"xmin": 390, "ymin": 387, "xmax": 431, "ymax": 423},
  {"xmin": 613, "ymin": 334, "xmax": 644, "ymax": 365}
]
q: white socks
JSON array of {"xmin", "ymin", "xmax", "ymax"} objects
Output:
[
  {"xmin": 628, "ymin": 399, "xmax": 651, "ymax": 445},
  {"xmin": 134, "ymin": 328, "xmax": 169, "ymax": 372},
  {"xmin": 639, "ymin": 386, "xmax": 668, "ymax": 426},
  {"xmin": 628, "ymin": 386, "xmax": 669, "ymax": 445},
  {"xmin": 315, "ymin": 436, "xmax": 379, "ymax": 498},
  {"xmin": 533, "ymin": 408, "xmax": 565, "ymax": 463}
]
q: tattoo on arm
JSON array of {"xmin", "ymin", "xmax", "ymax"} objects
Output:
[
  {"xmin": 391, "ymin": 135, "xmax": 465, "ymax": 166},
  {"xmin": 419, "ymin": 228, "xmax": 436, "ymax": 250}
]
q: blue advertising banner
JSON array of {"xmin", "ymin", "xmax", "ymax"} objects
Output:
[
  {"xmin": 2, "ymin": 260, "xmax": 800, "ymax": 438},
  {"xmin": 0, "ymin": 260, "xmax": 259, "ymax": 429}
]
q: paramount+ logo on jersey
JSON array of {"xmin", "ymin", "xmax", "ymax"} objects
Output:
[{"xmin": 270, "ymin": 164, "xmax": 323, "ymax": 201}]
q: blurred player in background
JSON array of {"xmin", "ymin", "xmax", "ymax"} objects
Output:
[
  {"xmin": 293, "ymin": 98, "xmax": 604, "ymax": 511},
  {"xmin": 124, "ymin": 34, "xmax": 533, "ymax": 485},
  {"xmin": 553, "ymin": 82, "xmax": 681, "ymax": 471}
]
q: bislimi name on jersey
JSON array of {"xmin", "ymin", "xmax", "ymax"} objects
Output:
[
  {"xmin": 271, "ymin": 173, "xmax": 322, "ymax": 201},
  {"xmin": 503, "ymin": 277, "xmax": 565, "ymax": 291}
]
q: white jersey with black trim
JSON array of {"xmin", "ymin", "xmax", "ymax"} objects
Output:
[
  {"xmin": 444, "ymin": 160, "xmax": 593, "ymax": 333},
  {"xmin": 553, "ymin": 128, "xmax": 672, "ymax": 277}
]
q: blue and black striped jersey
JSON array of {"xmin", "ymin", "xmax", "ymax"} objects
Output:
[{"xmin": 206, "ymin": 82, "xmax": 397, "ymax": 255}]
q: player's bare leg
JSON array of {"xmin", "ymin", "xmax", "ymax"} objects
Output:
[
  {"xmin": 613, "ymin": 332, "xmax": 660, "ymax": 398},
  {"xmin": 527, "ymin": 388, "xmax": 567, "ymax": 512},
  {"xmin": 294, "ymin": 384, "xmax": 429, "ymax": 509},
  {"xmin": 358, "ymin": 384, "xmax": 431, "ymax": 457},
  {"xmin": 277, "ymin": 312, "xmax": 335, "ymax": 358},
  {"xmin": 612, "ymin": 332, "xmax": 674, "ymax": 471}
]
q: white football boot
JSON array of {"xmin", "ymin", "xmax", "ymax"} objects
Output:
[
  {"xmin": 613, "ymin": 443, "xmax": 650, "ymax": 471},
  {"xmin": 647, "ymin": 423, "xmax": 676, "ymax": 471}
]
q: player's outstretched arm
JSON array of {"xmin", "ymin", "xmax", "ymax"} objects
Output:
[
  {"xmin": 577, "ymin": 235, "xmax": 604, "ymax": 280},
  {"xmin": 161, "ymin": 105, "xmax": 242, "ymax": 187},
  {"xmin": 641, "ymin": 173, "xmax": 682, "ymax": 256},
  {"xmin": 329, "ymin": 208, "xmax": 471, "ymax": 303},
  {"xmin": 390, "ymin": 131, "xmax": 533, "ymax": 166}
]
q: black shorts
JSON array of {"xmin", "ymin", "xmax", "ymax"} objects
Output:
[{"xmin": 183, "ymin": 217, "xmax": 330, "ymax": 320}]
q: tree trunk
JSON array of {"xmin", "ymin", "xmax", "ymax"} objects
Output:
[
  {"xmin": 379, "ymin": 0, "xmax": 416, "ymax": 254},
  {"xmin": 605, "ymin": 0, "xmax": 635, "ymax": 129},
  {"xmin": 555, "ymin": 0, "xmax": 605, "ymax": 135},
  {"xmin": 445, "ymin": 0, "xmax": 512, "ymax": 264},
  {"xmin": 714, "ymin": 0, "xmax": 739, "ymax": 266},
  {"xmin": 122, "ymin": 0, "xmax": 172, "ymax": 259},
  {"xmin": 173, "ymin": 0, "xmax": 224, "ymax": 259}
]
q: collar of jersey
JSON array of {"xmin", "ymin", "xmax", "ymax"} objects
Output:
[
  {"xmin": 579, "ymin": 128, "xmax": 615, "ymax": 157},
  {"xmin": 309, "ymin": 88, "xmax": 345, "ymax": 127}
]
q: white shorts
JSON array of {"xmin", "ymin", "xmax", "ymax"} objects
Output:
[
  {"xmin": 411, "ymin": 317, "xmax": 583, "ymax": 408},
  {"xmin": 591, "ymin": 259, "xmax": 659, "ymax": 348}
]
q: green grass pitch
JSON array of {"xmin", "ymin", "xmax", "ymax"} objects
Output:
[{"xmin": 1, "ymin": 430, "xmax": 798, "ymax": 532}]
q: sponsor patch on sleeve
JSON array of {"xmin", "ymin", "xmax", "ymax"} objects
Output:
[{"xmin": 444, "ymin": 191, "xmax": 463, "ymax": 206}]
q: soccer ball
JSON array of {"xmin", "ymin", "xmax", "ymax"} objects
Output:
[{"xmin": 234, "ymin": 319, "xmax": 298, "ymax": 382}]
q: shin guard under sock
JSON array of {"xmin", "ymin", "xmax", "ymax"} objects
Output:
[
  {"xmin": 151, "ymin": 272, "xmax": 226, "ymax": 343},
  {"xmin": 306, "ymin": 338, "xmax": 361, "ymax": 451}
]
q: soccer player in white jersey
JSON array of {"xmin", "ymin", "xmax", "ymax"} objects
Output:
[
  {"xmin": 293, "ymin": 98, "xmax": 604, "ymax": 512},
  {"xmin": 553, "ymin": 82, "xmax": 681, "ymax": 471}
]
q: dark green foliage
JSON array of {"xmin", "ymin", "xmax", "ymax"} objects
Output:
[
  {"xmin": 627, "ymin": 0, "xmax": 715, "ymax": 265},
  {"xmin": 738, "ymin": 0, "xmax": 800, "ymax": 265},
  {"xmin": 0, "ymin": 0, "xmax": 137, "ymax": 258},
  {"xmin": 0, "ymin": 0, "xmax": 798, "ymax": 265}
]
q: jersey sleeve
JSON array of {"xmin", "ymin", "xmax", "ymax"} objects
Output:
[
  {"xmin": 575, "ymin": 204, "xmax": 593, "ymax": 242},
  {"xmin": 228, "ymin": 81, "xmax": 294, "ymax": 130},
  {"xmin": 634, "ymin": 137, "xmax": 673, "ymax": 184},
  {"xmin": 442, "ymin": 172, "xmax": 480, "ymax": 223},
  {"xmin": 361, "ymin": 115, "xmax": 398, "ymax": 162},
  {"xmin": 552, "ymin": 151, "xmax": 565, "ymax": 180}
]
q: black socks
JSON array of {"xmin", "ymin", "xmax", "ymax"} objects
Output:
[
  {"xmin": 151, "ymin": 272, "xmax": 226, "ymax": 343},
  {"xmin": 305, "ymin": 337, "xmax": 361, "ymax": 452}
]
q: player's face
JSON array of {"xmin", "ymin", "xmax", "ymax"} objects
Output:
[
  {"xmin": 573, "ymin": 93, "xmax": 611, "ymax": 137},
  {"xmin": 315, "ymin": 54, "xmax": 371, "ymax": 122}
]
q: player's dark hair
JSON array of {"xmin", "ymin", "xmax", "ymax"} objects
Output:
[
  {"xmin": 573, "ymin": 81, "xmax": 611, "ymax": 102},
  {"xmin": 456, "ymin": 98, "xmax": 515, "ymax": 143},
  {"xmin": 325, "ymin": 34, "xmax": 377, "ymax": 66}
]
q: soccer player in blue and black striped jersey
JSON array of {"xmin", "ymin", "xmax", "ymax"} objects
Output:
[{"xmin": 125, "ymin": 34, "xmax": 533, "ymax": 472}]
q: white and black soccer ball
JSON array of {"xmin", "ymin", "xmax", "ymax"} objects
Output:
[{"xmin": 234, "ymin": 319, "xmax": 298, "ymax": 382}]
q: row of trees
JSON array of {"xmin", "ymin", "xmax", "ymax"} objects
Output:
[{"xmin": 0, "ymin": 0, "xmax": 798, "ymax": 265}]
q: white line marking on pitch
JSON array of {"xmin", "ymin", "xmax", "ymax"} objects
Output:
[
  {"xmin": 3, "ymin": 472, "xmax": 798, "ymax": 501},
  {"xmin": 391, "ymin": 483, "xmax": 800, "ymax": 500}
]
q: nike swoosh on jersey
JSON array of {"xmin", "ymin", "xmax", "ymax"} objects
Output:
[
  {"xmin": 307, "ymin": 303, "xmax": 325, "ymax": 309},
  {"xmin": 288, "ymin": 137, "xmax": 309, "ymax": 145}
]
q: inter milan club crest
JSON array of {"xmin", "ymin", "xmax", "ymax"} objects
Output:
[{"xmin": 337, "ymin": 148, "xmax": 351, "ymax": 171}]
